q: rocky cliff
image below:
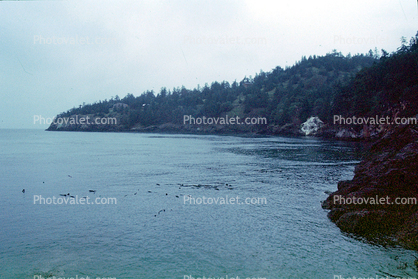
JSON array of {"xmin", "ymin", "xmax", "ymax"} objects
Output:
[{"xmin": 322, "ymin": 125, "xmax": 418, "ymax": 249}]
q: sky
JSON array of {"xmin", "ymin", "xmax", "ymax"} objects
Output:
[{"xmin": 0, "ymin": 0, "xmax": 417, "ymax": 129}]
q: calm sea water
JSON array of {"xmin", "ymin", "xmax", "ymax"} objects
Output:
[{"xmin": 1, "ymin": 129, "xmax": 417, "ymax": 279}]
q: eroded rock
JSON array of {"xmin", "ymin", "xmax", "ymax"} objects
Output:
[{"xmin": 322, "ymin": 125, "xmax": 418, "ymax": 249}]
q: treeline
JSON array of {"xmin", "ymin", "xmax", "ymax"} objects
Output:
[
  {"xmin": 55, "ymin": 33, "xmax": 418, "ymax": 132},
  {"xmin": 333, "ymin": 35, "xmax": 418, "ymax": 121}
]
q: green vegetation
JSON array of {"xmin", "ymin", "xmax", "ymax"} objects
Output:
[
  {"xmin": 333, "ymin": 35, "xmax": 418, "ymax": 121},
  {"xmin": 51, "ymin": 32, "xmax": 418, "ymax": 134}
]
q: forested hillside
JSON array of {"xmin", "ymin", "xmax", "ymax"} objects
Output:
[
  {"xmin": 48, "ymin": 32, "xmax": 418, "ymax": 136},
  {"xmin": 333, "ymin": 36, "xmax": 418, "ymax": 120}
]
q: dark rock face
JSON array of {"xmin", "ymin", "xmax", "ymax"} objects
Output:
[{"xmin": 322, "ymin": 125, "xmax": 418, "ymax": 249}]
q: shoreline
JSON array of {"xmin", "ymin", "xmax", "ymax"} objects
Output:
[
  {"xmin": 322, "ymin": 125, "xmax": 418, "ymax": 250},
  {"xmin": 45, "ymin": 119, "xmax": 391, "ymax": 142}
]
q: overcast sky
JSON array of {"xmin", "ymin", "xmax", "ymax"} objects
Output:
[{"xmin": 0, "ymin": 0, "xmax": 417, "ymax": 129}]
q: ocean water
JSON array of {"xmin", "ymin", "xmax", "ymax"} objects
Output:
[{"xmin": 0, "ymin": 129, "xmax": 417, "ymax": 279}]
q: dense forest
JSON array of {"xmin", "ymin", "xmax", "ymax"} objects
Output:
[
  {"xmin": 333, "ymin": 36, "xmax": 418, "ymax": 120},
  {"xmin": 49, "ymin": 32, "xmax": 418, "ymax": 135}
]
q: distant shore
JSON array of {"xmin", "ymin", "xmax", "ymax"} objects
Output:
[{"xmin": 45, "ymin": 114, "xmax": 402, "ymax": 142}]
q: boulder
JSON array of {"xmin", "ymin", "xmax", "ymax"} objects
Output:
[{"xmin": 300, "ymin": 116, "xmax": 324, "ymax": 136}]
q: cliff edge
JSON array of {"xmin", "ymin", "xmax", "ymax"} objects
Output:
[{"xmin": 322, "ymin": 125, "xmax": 418, "ymax": 249}]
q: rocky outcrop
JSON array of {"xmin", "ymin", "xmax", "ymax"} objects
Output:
[
  {"xmin": 300, "ymin": 116, "xmax": 324, "ymax": 136},
  {"xmin": 322, "ymin": 125, "xmax": 418, "ymax": 249}
]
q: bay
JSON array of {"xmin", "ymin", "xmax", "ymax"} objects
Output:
[{"xmin": 0, "ymin": 129, "xmax": 417, "ymax": 278}]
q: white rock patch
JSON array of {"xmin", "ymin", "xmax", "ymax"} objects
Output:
[{"xmin": 301, "ymin": 116, "xmax": 324, "ymax": 136}]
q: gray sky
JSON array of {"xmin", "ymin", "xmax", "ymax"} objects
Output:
[{"xmin": 0, "ymin": 0, "xmax": 417, "ymax": 129}]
